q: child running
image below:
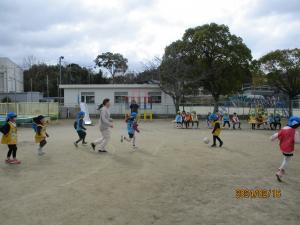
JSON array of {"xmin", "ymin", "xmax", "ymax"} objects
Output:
[
  {"xmin": 33, "ymin": 115, "xmax": 49, "ymax": 155},
  {"xmin": 0, "ymin": 112, "xmax": 21, "ymax": 164},
  {"xmin": 210, "ymin": 113, "xmax": 223, "ymax": 147},
  {"xmin": 91, "ymin": 98, "xmax": 113, "ymax": 153},
  {"xmin": 121, "ymin": 112, "xmax": 140, "ymax": 149},
  {"xmin": 271, "ymin": 115, "xmax": 300, "ymax": 182},
  {"xmin": 74, "ymin": 111, "xmax": 88, "ymax": 147}
]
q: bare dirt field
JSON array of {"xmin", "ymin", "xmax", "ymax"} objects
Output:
[{"xmin": 0, "ymin": 119, "xmax": 299, "ymax": 225}]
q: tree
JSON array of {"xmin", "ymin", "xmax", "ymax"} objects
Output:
[
  {"xmin": 159, "ymin": 40, "xmax": 197, "ymax": 112},
  {"xmin": 94, "ymin": 52, "xmax": 128, "ymax": 83},
  {"xmin": 183, "ymin": 23, "xmax": 252, "ymax": 112},
  {"xmin": 259, "ymin": 48, "xmax": 300, "ymax": 116}
]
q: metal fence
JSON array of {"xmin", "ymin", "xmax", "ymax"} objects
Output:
[
  {"xmin": 0, "ymin": 102, "xmax": 59, "ymax": 118},
  {"xmin": 180, "ymin": 100, "xmax": 300, "ymax": 117}
]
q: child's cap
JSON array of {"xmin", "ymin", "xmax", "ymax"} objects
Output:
[
  {"xmin": 78, "ymin": 111, "xmax": 85, "ymax": 117},
  {"xmin": 37, "ymin": 115, "xmax": 45, "ymax": 121},
  {"xmin": 131, "ymin": 112, "xmax": 137, "ymax": 118},
  {"xmin": 209, "ymin": 113, "xmax": 218, "ymax": 121},
  {"xmin": 6, "ymin": 112, "xmax": 17, "ymax": 120},
  {"xmin": 288, "ymin": 115, "xmax": 300, "ymax": 127}
]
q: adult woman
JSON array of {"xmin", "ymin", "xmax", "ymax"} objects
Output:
[{"xmin": 91, "ymin": 98, "xmax": 113, "ymax": 152}]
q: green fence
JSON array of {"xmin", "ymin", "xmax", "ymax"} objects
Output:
[{"xmin": 0, "ymin": 102, "xmax": 59, "ymax": 119}]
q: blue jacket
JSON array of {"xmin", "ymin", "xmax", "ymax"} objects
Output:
[
  {"xmin": 127, "ymin": 118, "xmax": 135, "ymax": 134},
  {"xmin": 175, "ymin": 114, "xmax": 182, "ymax": 123}
]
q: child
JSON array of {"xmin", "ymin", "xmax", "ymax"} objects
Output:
[
  {"xmin": 74, "ymin": 111, "xmax": 87, "ymax": 147},
  {"xmin": 232, "ymin": 112, "xmax": 241, "ymax": 129},
  {"xmin": 181, "ymin": 111, "xmax": 186, "ymax": 127},
  {"xmin": 191, "ymin": 111, "xmax": 199, "ymax": 128},
  {"xmin": 274, "ymin": 114, "xmax": 282, "ymax": 130},
  {"xmin": 267, "ymin": 113, "xmax": 275, "ymax": 130},
  {"xmin": 207, "ymin": 112, "xmax": 212, "ymax": 128},
  {"xmin": 33, "ymin": 115, "xmax": 49, "ymax": 155},
  {"xmin": 175, "ymin": 111, "xmax": 183, "ymax": 128},
  {"xmin": 91, "ymin": 98, "xmax": 113, "ymax": 153},
  {"xmin": 0, "ymin": 112, "xmax": 20, "ymax": 164},
  {"xmin": 184, "ymin": 112, "xmax": 192, "ymax": 128},
  {"xmin": 248, "ymin": 114, "xmax": 256, "ymax": 130},
  {"xmin": 210, "ymin": 114, "xmax": 223, "ymax": 147},
  {"xmin": 121, "ymin": 112, "xmax": 140, "ymax": 148},
  {"xmin": 271, "ymin": 115, "xmax": 300, "ymax": 182},
  {"xmin": 222, "ymin": 113, "xmax": 230, "ymax": 128}
]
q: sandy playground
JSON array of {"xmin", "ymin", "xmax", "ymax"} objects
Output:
[{"xmin": 0, "ymin": 119, "xmax": 300, "ymax": 225}]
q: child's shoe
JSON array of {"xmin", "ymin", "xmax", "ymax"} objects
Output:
[
  {"xmin": 5, "ymin": 158, "xmax": 13, "ymax": 164},
  {"xmin": 10, "ymin": 159, "xmax": 21, "ymax": 164},
  {"xmin": 98, "ymin": 149, "xmax": 107, "ymax": 153},
  {"xmin": 38, "ymin": 151, "xmax": 45, "ymax": 156},
  {"xmin": 276, "ymin": 169, "xmax": 284, "ymax": 182}
]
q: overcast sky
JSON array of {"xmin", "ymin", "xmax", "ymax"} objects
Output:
[{"xmin": 0, "ymin": 0, "xmax": 299, "ymax": 71}]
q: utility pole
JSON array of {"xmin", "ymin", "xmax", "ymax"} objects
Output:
[
  {"xmin": 58, "ymin": 56, "xmax": 64, "ymax": 104},
  {"xmin": 47, "ymin": 74, "xmax": 49, "ymax": 116},
  {"xmin": 30, "ymin": 78, "xmax": 33, "ymax": 102}
]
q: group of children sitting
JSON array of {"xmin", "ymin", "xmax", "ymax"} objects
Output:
[
  {"xmin": 175, "ymin": 110, "xmax": 241, "ymax": 130},
  {"xmin": 175, "ymin": 111, "xmax": 199, "ymax": 128},
  {"xmin": 248, "ymin": 113, "xmax": 282, "ymax": 130}
]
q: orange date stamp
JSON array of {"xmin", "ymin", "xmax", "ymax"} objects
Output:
[{"xmin": 235, "ymin": 188, "xmax": 281, "ymax": 199}]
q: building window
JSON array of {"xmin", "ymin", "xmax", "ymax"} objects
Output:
[
  {"xmin": 81, "ymin": 92, "xmax": 95, "ymax": 104},
  {"xmin": 148, "ymin": 92, "xmax": 162, "ymax": 103},
  {"xmin": 114, "ymin": 92, "xmax": 128, "ymax": 103}
]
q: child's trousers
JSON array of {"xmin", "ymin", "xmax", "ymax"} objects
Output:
[
  {"xmin": 94, "ymin": 129, "xmax": 110, "ymax": 150},
  {"xmin": 213, "ymin": 135, "xmax": 222, "ymax": 145},
  {"xmin": 7, "ymin": 144, "xmax": 17, "ymax": 158}
]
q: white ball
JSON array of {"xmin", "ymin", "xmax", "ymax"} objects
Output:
[{"xmin": 203, "ymin": 137, "xmax": 210, "ymax": 144}]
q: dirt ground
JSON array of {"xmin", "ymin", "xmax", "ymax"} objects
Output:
[{"xmin": 0, "ymin": 119, "xmax": 299, "ymax": 225}]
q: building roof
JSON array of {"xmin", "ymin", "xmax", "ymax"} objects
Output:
[
  {"xmin": 59, "ymin": 84, "xmax": 160, "ymax": 89},
  {"xmin": 0, "ymin": 57, "xmax": 23, "ymax": 70}
]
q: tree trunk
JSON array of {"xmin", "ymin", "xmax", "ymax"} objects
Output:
[
  {"xmin": 173, "ymin": 96, "xmax": 180, "ymax": 113},
  {"xmin": 288, "ymin": 96, "xmax": 293, "ymax": 116},
  {"xmin": 213, "ymin": 95, "xmax": 219, "ymax": 113}
]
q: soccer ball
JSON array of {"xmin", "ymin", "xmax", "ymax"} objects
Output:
[{"xmin": 203, "ymin": 137, "xmax": 210, "ymax": 144}]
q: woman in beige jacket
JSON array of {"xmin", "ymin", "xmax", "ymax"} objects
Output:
[{"xmin": 91, "ymin": 98, "xmax": 113, "ymax": 152}]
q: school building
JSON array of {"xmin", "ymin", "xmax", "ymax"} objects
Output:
[
  {"xmin": 0, "ymin": 57, "xmax": 24, "ymax": 93},
  {"xmin": 59, "ymin": 84, "xmax": 175, "ymax": 116}
]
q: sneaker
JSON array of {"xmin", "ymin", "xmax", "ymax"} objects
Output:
[
  {"xmin": 82, "ymin": 142, "xmax": 88, "ymax": 145},
  {"xmin": 276, "ymin": 169, "xmax": 284, "ymax": 182},
  {"xmin": 38, "ymin": 151, "xmax": 45, "ymax": 156},
  {"xmin": 120, "ymin": 135, "xmax": 124, "ymax": 143},
  {"xmin": 211, "ymin": 144, "xmax": 217, "ymax": 147},
  {"xmin": 5, "ymin": 159, "xmax": 13, "ymax": 163},
  {"xmin": 91, "ymin": 143, "xmax": 96, "ymax": 151},
  {"xmin": 74, "ymin": 142, "xmax": 78, "ymax": 147},
  {"xmin": 98, "ymin": 149, "xmax": 107, "ymax": 153},
  {"xmin": 219, "ymin": 142, "xmax": 223, "ymax": 147},
  {"xmin": 10, "ymin": 159, "xmax": 21, "ymax": 164}
]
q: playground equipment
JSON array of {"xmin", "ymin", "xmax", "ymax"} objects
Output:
[
  {"xmin": 218, "ymin": 95, "xmax": 290, "ymax": 118},
  {"xmin": 80, "ymin": 102, "xmax": 92, "ymax": 125}
]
